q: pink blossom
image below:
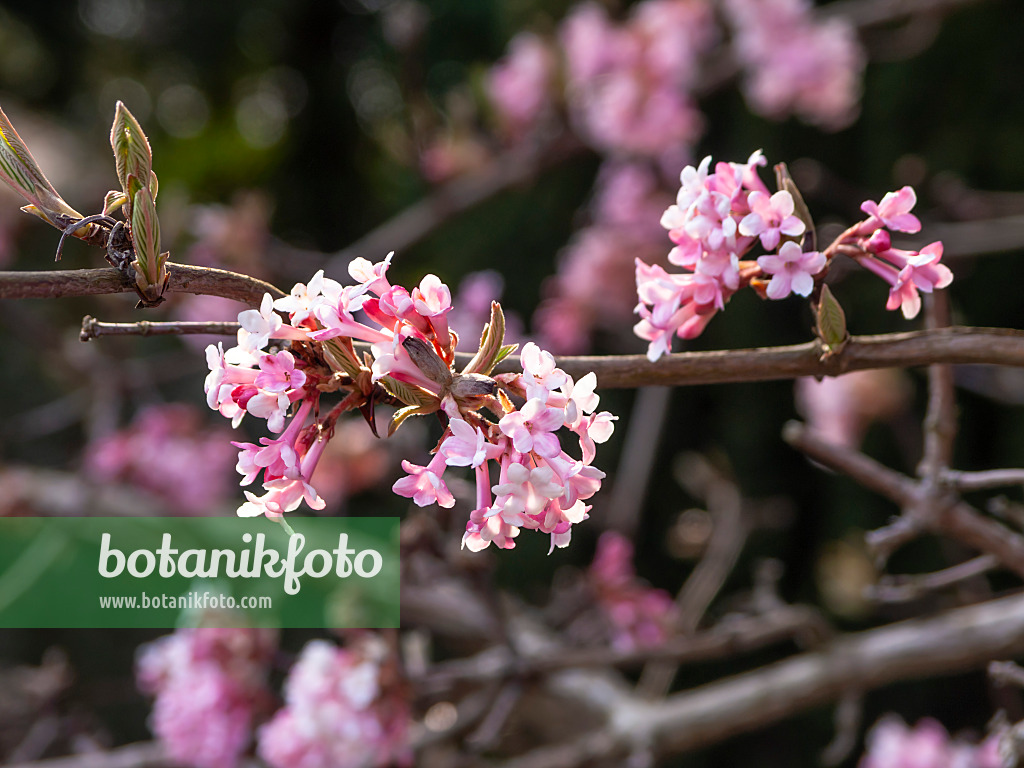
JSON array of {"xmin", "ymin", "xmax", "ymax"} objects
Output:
[
  {"xmin": 238, "ymin": 293, "xmax": 309, "ymax": 350},
  {"xmin": 588, "ymin": 532, "xmax": 676, "ymax": 650},
  {"xmin": 858, "ymin": 241, "xmax": 952, "ymax": 320},
  {"xmin": 392, "ymin": 452, "xmax": 455, "ymax": 508},
  {"xmin": 254, "ymin": 350, "xmax": 306, "ymax": 393},
  {"xmin": 861, "ymin": 186, "xmax": 922, "ymax": 234},
  {"xmin": 238, "ymin": 472, "xmax": 326, "ymax": 519},
  {"xmin": 487, "ymin": 32, "xmax": 556, "ymax": 140},
  {"xmin": 411, "ymin": 273, "xmax": 453, "ymax": 347},
  {"xmin": 463, "ymin": 506, "xmax": 520, "ymax": 551},
  {"xmin": 739, "ymin": 190, "xmax": 806, "ymax": 250},
  {"xmin": 272, "ymin": 269, "xmax": 342, "ymax": 327},
  {"xmin": 137, "ymin": 629, "xmax": 275, "ymax": 768},
  {"xmin": 723, "ymin": 0, "xmax": 865, "ymax": 130},
  {"xmin": 348, "ymin": 252, "xmax": 394, "ymax": 296},
  {"xmin": 857, "ymin": 716, "xmax": 999, "ymax": 768},
  {"xmin": 757, "ymin": 241, "xmax": 825, "ymax": 299},
  {"xmin": 520, "ymin": 341, "xmax": 569, "ymax": 400},
  {"xmin": 498, "ymin": 398, "xmax": 565, "ymax": 457},
  {"xmin": 440, "ymin": 418, "xmax": 502, "ymax": 468},
  {"xmin": 257, "ymin": 638, "xmax": 409, "ymax": 768},
  {"xmin": 311, "ymin": 285, "xmax": 392, "ymax": 345},
  {"xmin": 492, "ymin": 460, "xmax": 565, "ymax": 520}
]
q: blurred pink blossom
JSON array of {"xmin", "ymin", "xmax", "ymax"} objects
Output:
[
  {"xmin": 795, "ymin": 369, "xmax": 912, "ymax": 449},
  {"xmin": 589, "ymin": 531, "xmax": 676, "ymax": 650},
  {"xmin": 487, "ymin": 32, "xmax": 557, "ymax": 140},
  {"xmin": 137, "ymin": 628, "xmax": 276, "ymax": 768},
  {"xmin": 723, "ymin": 0, "xmax": 865, "ymax": 130},
  {"xmin": 257, "ymin": 637, "xmax": 410, "ymax": 768},
  {"xmin": 86, "ymin": 404, "xmax": 237, "ymax": 514},
  {"xmin": 859, "ymin": 716, "xmax": 1005, "ymax": 768}
]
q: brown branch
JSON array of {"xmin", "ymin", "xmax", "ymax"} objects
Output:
[
  {"xmin": 868, "ymin": 554, "xmax": 1000, "ymax": 603},
  {"xmin": 0, "ymin": 263, "xmax": 285, "ymax": 307},
  {"xmin": 498, "ymin": 327, "xmax": 1024, "ymax": 389},
  {"xmin": 415, "ymin": 606, "xmax": 826, "ymax": 694},
  {"xmin": 943, "ymin": 469, "xmax": 1024, "ymax": 492},
  {"xmin": 784, "ymin": 421, "xmax": 1024, "ymax": 577},
  {"xmin": 79, "ymin": 317, "xmax": 240, "ymax": 341},
  {"xmin": 4, "ymin": 742, "xmax": 170, "ymax": 768},
  {"xmin": 918, "ymin": 292, "xmax": 957, "ymax": 481},
  {"xmin": 503, "ymin": 590, "xmax": 1024, "ymax": 768}
]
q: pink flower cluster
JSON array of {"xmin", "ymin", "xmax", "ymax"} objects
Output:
[
  {"xmin": 588, "ymin": 531, "xmax": 676, "ymax": 650},
  {"xmin": 487, "ymin": 32, "xmax": 558, "ymax": 141},
  {"xmin": 86, "ymin": 404, "xmax": 237, "ymax": 514},
  {"xmin": 859, "ymin": 716, "xmax": 1004, "ymax": 768},
  {"xmin": 559, "ymin": 0, "xmax": 716, "ymax": 161},
  {"xmin": 258, "ymin": 638, "xmax": 410, "ymax": 768},
  {"xmin": 723, "ymin": 0, "xmax": 865, "ymax": 130},
  {"xmin": 852, "ymin": 186, "xmax": 953, "ymax": 319},
  {"xmin": 204, "ymin": 254, "xmax": 614, "ymax": 548},
  {"xmin": 636, "ymin": 154, "xmax": 953, "ymax": 360},
  {"xmin": 636, "ymin": 151, "xmax": 820, "ymax": 360},
  {"xmin": 136, "ymin": 628, "xmax": 276, "ymax": 768},
  {"xmin": 397, "ymin": 340, "xmax": 616, "ymax": 553}
]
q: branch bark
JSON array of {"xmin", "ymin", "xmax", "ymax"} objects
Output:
[{"xmin": 505, "ymin": 590, "xmax": 1024, "ymax": 767}]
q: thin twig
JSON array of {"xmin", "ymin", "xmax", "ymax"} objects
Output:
[
  {"xmin": 637, "ymin": 459, "xmax": 748, "ymax": 698},
  {"xmin": 867, "ymin": 554, "xmax": 1000, "ymax": 603},
  {"xmin": 989, "ymin": 660, "xmax": 1024, "ymax": 688},
  {"xmin": 4, "ymin": 742, "xmax": 171, "ymax": 768},
  {"xmin": 414, "ymin": 606, "xmax": 827, "ymax": 694},
  {"xmin": 918, "ymin": 292, "xmax": 957, "ymax": 482},
  {"xmin": 79, "ymin": 316, "xmax": 240, "ymax": 341},
  {"xmin": 0, "ymin": 263, "xmax": 284, "ymax": 307},
  {"xmin": 784, "ymin": 421, "xmax": 1024, "ymax": 577},
  {"xmin": 604, "ymin": 387, "xmax": 672, "ymax": 537},
  {"xmin": 943, "ymin": 469, "xmax": 1024, "ymax": 492},
  {"xmin": 501, "ymin": 590, "xmax": 1024, "ymax": 768}
]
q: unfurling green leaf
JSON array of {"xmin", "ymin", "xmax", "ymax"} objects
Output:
[
  {"xmin": 129, "ymin": 185, "xmax": 166, "ymax": 304},
  {"xmin": 110, "ymin": 101, "xmax": 152, "ymax": 203},
  {"xmin": 102, "ymin": 190, "xmax": 127, "ymax": 215},
  {"xmin": 388, "ymin": 404, "xmax": 436, "ymax": 437},
  {"xmin": 0, "ymin": 104, "xmax": 83, "ymax": 227},
  {"xmin": 323, "ymin": 339, "xmax": 364, "ymax": 379},
  {"xmin": 775, "ymin": 162, "xmax": 816, "ymax": 252},
  {"xmin": 462, "ymin": 301, "xmax": 510, "ymax": 376},
  {"xmin": 816, "ymin": 283, "xmax": 848, "ymax": 354},
  {"xmin": 378, "ymin": 375, "xmax": 439, "ymax": 410}
]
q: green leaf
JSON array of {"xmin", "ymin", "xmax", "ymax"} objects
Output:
[
  {"xmin": 378, "ymin": 375, "xmax": 439, "ymax": 409},
  {"xmin": 388, "ymin": 404, "xmax": 437, "ymax": 437},
  {"xmin": 110, "ymin": 101, "xmax": 152, "ymax": 198},
  {"xmin": 492, "ymin": 343, "xmax": 518, "ymax": 368},
  {"xmin": 816, "ymin": 284, "xmax": 848, "ymax": 352},
  {"xmin": 323, "ymin": 339, "xmax": 364, "ymax": 378},
  {"xmin": 462, "ymin": 301, "xmax": 508, "ymax": 375},
  {"xmin": 102, "ymin": 190, "xmax": 127, "ymax": 215},
  {"xmin": 130, "ymin": 185, "xmax": 161, "ymax": 289},
  {"xmin": 0, "ymin": 104, "xmax": 82, "ymax": 224}
]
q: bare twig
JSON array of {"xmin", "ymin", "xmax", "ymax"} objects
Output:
[
  {"xmin": 868, "ymin": 554, "xmax": 1000, "ymax": 603},
  {"xmin": 943, "ymin": 469, "xmax": 1024, "ymax": 492},
  {"xmin": 0, "ymin": 263, "xmax": 284, "ymax": 307},
  {"xmin": 414, "ymin": 606, "xmax": 827, "ymax": 694},
  {"xmin": 918, "ymin": 292, "xmax": 957, "ymax": 482},
  {"xmin": 79, "ymin": 316, "xmax": 240, "ymax": 341},
  {"xmin": 4, "ymin": 742, "xmax": 170, "ymax": 768},
  {"xmin": 989, "ymin": 660, "xmax": 1024, "ymax": 688},
  {"xmin": 784, "ymin": 422, "xmax": 1024, "ymax": 577},
  {"xmin": 604, "ymin": 387, "xmax": 672, "ymax": 537},
  {"xmin": 502, "ymin": 590, "xmax": 1024, "ymax": 768}
]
